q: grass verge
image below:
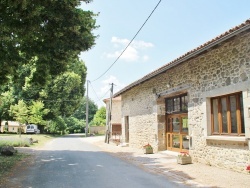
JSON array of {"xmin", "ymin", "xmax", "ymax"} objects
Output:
[
  {"xmin": 0, "ymin": 152, "xmax": 29, "ymax": 180},
  {"xmin": 0, "ymin": 134, "xmax": 59, "ymax": 148}
]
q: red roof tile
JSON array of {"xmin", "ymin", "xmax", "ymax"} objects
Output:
[{"xmin": 114, "ymin": 19, "xmax": 250, "ymax": 97}]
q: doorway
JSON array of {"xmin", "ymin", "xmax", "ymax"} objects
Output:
[{"xmin": 165, "ymin": 94, "xmax": 189, "ymax": 152}]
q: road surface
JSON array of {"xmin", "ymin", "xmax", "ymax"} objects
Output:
[{"xmin": 6, "ymin": 135, "xmax": 186, "ymax": 188}]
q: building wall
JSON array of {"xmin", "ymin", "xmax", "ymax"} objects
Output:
[
  {"xmin": 111, "ymin": 99, "xmax": 122, "ymax": 124},
  {"xmin": 0, "ymin": 121, "xmax": 27, "ymax": 133},
  {"xmin": 120, "ymin": 31, "xmax": 250, "ymax": 172}
]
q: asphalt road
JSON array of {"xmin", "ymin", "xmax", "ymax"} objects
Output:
[{"xmin": 9, "ymin": 135, "xmax": 186, "ymax": 188}]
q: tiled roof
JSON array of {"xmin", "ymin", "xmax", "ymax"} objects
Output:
[{"xmin": 113, "ymin": 19, "xmax": 250, "ymax": 97}]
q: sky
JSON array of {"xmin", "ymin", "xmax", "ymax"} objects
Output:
[{"xmin": 79, "ymin": 0, "xmax": 250, "ymax": 108}]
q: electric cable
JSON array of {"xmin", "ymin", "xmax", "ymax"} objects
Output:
[{"xmin": 91, "ymin": 0, "xmax": 162, "ymax": 82}]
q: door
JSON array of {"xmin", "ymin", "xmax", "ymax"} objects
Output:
[{"xmin": 166, "ymin": 114, "xmax": 189, "ymax": 152}]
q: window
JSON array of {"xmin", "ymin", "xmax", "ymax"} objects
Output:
[
  {"xmin": 166, "ymin": 94, "xmax": 188, "ymax": 114},
  {"xmin": 211, "ymin": 92, "xmax": 245, "ymax": 136}
]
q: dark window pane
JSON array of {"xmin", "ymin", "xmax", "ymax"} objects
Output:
[
  {"xmin": 174, "ymin": 97, "xmax": 180, "ymax": 112},
  {"xmin": 181, "ymin": 95, "xmax": 188, "ymax": 112},
  {"xmin": 221, "ymin": 97, "xmax": 228, "ymax": 133},
  {"xmin": 230, "ymin": 95, "xmax": 237, "ymax": 133},
  {"xmin": 166, "ymin": 99, "xmax": 173, "ymax": 114},
  {"xmin": 212, "ymin": 99, "xmax": 219, "ymax": 133},
  {"xmin": 182, "ymin": 135, "xmax": 189, "ymax": 149},
  {"xmin": 172, "ymin": 135, "xmax": 180, "ymax": 148},
  {"xmin": 172, "ymin": 117, "xmax": 180, "ymax": 132},
  {"xmin": 240, "ymin": 94, "xmax": 245, "ymax": 133}
]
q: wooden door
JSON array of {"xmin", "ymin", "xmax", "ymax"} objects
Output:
[{"xmin": 166, "ymin": 114, "xmax": 189, "ymax": 152}]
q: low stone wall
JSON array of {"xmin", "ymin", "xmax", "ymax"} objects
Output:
[{"xmin": 89, "ymin": 126, "xmax": 105, "ymax": 135}]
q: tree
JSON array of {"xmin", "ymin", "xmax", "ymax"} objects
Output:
[
  {"xmin": 28, "ymin": 101, "xmax": 50, "ymax": 126},
  {"xmin": 0, "ymin": 89, "xmax": 15, "ymax": 124},
  {"xmin": 9, "ymin": 100, "xmax": 29, "ymax": 137},
  {"xmin": 72, "ymin": 97, "xmax": 98, "ymax": 122},
  {"xmin": 46, "ymin": 116, "xmax": 67, "ymax": 135},
  {"xmin": 90, "ymin": 107, "xmax": 106, "ymax": 126},
  {"xmin": 64, "ymin": 116, "xmax": 85, "ymax": 134},
  {"xmin": 44, "ymin": 71, "xmax": 83, "ymax": 118},
  {"xmin": 7, "ymin": 57, "xmax": 88, "ymax": 121},
  {"xmin": 0, "ymin": 0, "xmax": 98, "ymax": 85}
]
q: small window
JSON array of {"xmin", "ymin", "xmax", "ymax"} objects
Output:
[
  {"xmin": 166, "ymin": 94, "xmax": 188, "ymax": 114},
  {"xmin": 211, "ymin": 92, "xmax": 245, "ymax": 136}
]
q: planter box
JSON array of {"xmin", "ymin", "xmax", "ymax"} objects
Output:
[
  {"xmin": 177, "ymin": 156, "xmax": 192, "ymax": 165},
  {"xmin": 144, "ymin": 148, "xmax": 153, "ymax": 154}
]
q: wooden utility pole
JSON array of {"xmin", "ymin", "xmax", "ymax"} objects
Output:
[
  {"xmin": 85, "ymin": 80, "xmax": 89, "ymax": 137},
  {"xmin": 105, "ymin": 83, "xmax": 114, "ymax": 144}
]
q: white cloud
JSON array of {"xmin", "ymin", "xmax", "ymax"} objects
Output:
[{"xmin": 105, "ymin": 37, "xmax": 154, "ymax": 62}]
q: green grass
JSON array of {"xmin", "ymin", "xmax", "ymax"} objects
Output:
[
  {"xmin": 0, "ymin": 139, "xmax": 30, "ymax": 148},
  {"xmin": 0, "ymin": 134, "xmax": 59, "ymax": 148},
  {"xmin": 0, "ymin": 134, "xmax": 58, "ymax": 185},
  {"xmin": 0, "ymin": 152, "xmax": 29, "ymax": 180}
]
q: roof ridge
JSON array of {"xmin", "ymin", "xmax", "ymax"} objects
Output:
[{"xmin": 114, "ymin": 18, "xmax": 250, "ymax": 97}]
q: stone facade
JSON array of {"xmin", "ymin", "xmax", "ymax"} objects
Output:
[
  {"xmin": 119, "ymin": 29, "xmax": 250, "ymax": 173},
  {"xmin": 104, "ymin": 96, "xmax": 122, "ymax": 136}
]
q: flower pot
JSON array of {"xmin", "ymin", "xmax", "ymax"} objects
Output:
[
  {"xmin": 144, "ymin": 147, "xmax": 153, "ymax": 154},
  {"xmin": 177, "ymin": 155, "xmax": 192, "ymax": 165}
]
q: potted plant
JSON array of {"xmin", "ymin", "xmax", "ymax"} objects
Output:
[
  {"xmin": 177, "ymin": 152, "xmax": 192, "ymax": 165},
  {"xmin": 143, "ymin": 143, "xmax": 153, "ymax": 154},
  {"xmin": 246, "ymin": 165, "xmax": 250, "ymax": 173}
]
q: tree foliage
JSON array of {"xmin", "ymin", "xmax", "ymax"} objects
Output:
[
  {"xmin": 9, "ymin": 100, "xmax": 29, "ymax": 124},
  {"xmin": 64, "ymin": 116, "xmax": 85, "ymax": 134},
  {"xmin": 72, "ymin": 97, "xmax": 98, "ymax": 122},
  {"xmin": 0, "ymin": 88, "xmax": 15, "ymax": 122},
  {"xmin": 0, "ymin": 0, "xmax": 98, "ymax": 85},
  {"xmin": 46, "ymin": 116, "xmax": 67, "ymax": 135},
  {"xmin": 90, "ymin": 107, "xmax": 106, "ymax": 126},
  {"xmin": 28, "ymin": 100, "xmax": 49, "ymax": 125}
]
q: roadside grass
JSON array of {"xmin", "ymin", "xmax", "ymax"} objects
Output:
[
  {"xmin": 0, "ymin": 134, "xmax": 59, "ymax": 148},
  {"xmin": 0, "ymin": 152, "xmax": 29, "ymax": 181},
  {"xmin": 0, "ymin": 134, "xmax": 59, "ymax": 184},
  {"xmin": 0, "ymin": 139, "xmax": 30, "ymax": 148}
]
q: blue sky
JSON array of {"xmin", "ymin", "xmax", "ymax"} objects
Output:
[{"xmin": 79, "ymin": 0, "xmax": 250, "ymax": 108}]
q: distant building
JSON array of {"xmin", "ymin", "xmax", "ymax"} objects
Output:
[{"xmin": 0, "ymin": 121, "xmax": 26, "ymax": 133}]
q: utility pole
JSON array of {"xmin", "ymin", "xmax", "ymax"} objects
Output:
[
  {"xmin": 85, "ymin": 80, "xmax": 89, "ymax": 137},
  {"xmin": 105, "ymin": 83, "xmax": 114, "ymax": 144}
]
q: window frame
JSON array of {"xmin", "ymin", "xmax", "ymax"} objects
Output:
[
  {"xmin": 211, "ymin": 92, "xmax": 245, "ymax": 136},
  {"xmin": 165, "ymin": 94, "xmax": 188, "ymax": 114}
]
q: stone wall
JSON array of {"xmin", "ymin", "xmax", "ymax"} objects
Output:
[
  {"xmin": 111, "ymin": 99, "xmax": 121, "ymax": 124},
  {"xmin": 89, "ymin": 126, "xmax": 105, "ymax": 135},
  {"xmin": 120, "ymin": 31, "xmax": 250, "ymax": 172}
]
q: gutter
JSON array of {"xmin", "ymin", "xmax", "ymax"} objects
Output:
[{"xmin": 113, "ymin": 22, "xmax": 250, "ymax": 98}]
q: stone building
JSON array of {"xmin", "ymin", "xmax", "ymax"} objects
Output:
[{"xmin": 113, "ymin": 19, "xmax": 250, "ymax": 173}]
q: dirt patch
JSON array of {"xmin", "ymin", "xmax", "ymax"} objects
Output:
[{"xmin": 0, "ymin": 147, "xmax": 37, "ymax": 188}]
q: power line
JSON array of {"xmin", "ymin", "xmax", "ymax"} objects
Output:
[
  {"xmin": 89, "ymin": 81, "xmax": 111, "ymax": 103},
  {"xmin": 91, "ymin": 0, "xmax": 162, "ymax": 82}
]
